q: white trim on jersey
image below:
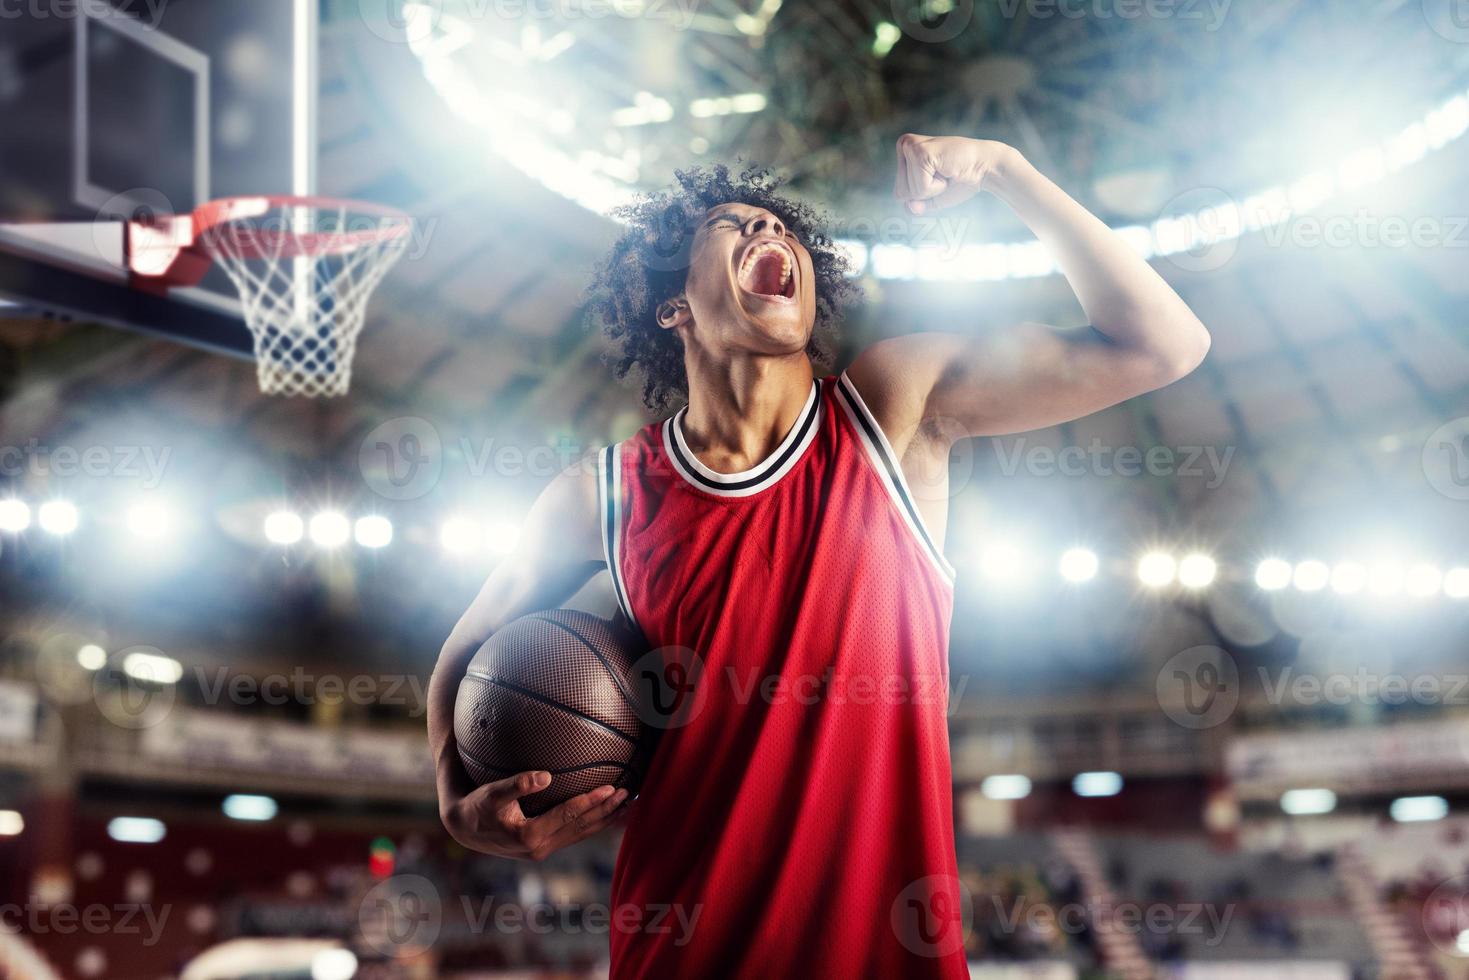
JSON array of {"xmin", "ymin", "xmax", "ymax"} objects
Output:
[
  {"xmin": 598, "ymin": 443, "xmax": 639, "ymax": 629},
  {"xmin": 834, "ymin": 372, "xmax": 957, "ymax": 583},
  {"xmin": 662, "ymin": 381, "xmax": 821, "ymax": 498}
]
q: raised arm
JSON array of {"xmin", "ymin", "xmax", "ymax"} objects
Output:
[
  {"xmin": 849, "ymin": 135, "xmax": 1211, "ymax": 453},
  {"xmin": 427, "ymin": 460, "xmax": 626, "ymax": 860}
]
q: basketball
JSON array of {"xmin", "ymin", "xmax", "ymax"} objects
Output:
[{"xmin": 454, "ymin": 609, "xmax": 653, "ymax": 817}]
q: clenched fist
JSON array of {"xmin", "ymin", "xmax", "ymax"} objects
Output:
[{"xmin": 893, "ymin": 134, "xmax": 1021, "ymax": 215}]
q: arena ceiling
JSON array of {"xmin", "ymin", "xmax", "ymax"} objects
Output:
[{"xmin": 2, "ymin": 0, "xmax": 1468, "ymax": 692}]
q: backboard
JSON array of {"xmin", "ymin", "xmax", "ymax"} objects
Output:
[{"xmin": 0, "ymin": 0, "xmax": 318, "ymax": 357}]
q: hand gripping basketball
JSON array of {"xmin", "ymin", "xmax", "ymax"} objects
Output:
[
  {"xmin": 441, "ymin": 770, "xmax": 628, "ymax": 862},
  {"xmin": 446, "ymin": 609, "xmax": 655, "ymax": 860}
]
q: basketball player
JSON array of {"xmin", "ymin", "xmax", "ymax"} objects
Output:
[{"xmin": 427, "ymin": 135, "xmax": 1210, "ymax": 976}]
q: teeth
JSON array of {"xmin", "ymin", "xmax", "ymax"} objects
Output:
[{"xmin": 739, "ymin": 242, "xmax": 793, "ymax": 291}]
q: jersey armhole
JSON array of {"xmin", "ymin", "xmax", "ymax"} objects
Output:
[
  {"xmin": 597, "ymin": 443, "xmax": 642, "ymax": 630},
  {"xmin": 833, "ymin": 372, "xmax": 957, "ymax": 584}
]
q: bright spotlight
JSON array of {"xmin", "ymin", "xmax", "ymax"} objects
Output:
[
  {"xmin": 264, "ymin": 510, "xmax": 304, "ymax": 546},
  {"xmin": 1405, "ymin": 563, "xmax": 1443, "ymax": 598},
  {"xmin": 871, "ymin": 21, "xmax": 901, "ymax": 58},
  {"xmin": 1445, "ymin": 568, "xmax": 1469, "ymax": 599},
  {"xmin": 1178, "ymin": 553, "xmax": 1217, "ymax": 589},
  {"xmin": 1390, "ymin": 795, "xmax": 1448, "ymax": 823},
  {"xmin": 311, "ymin": 948, "xmax": 359, "ymax": 980},
  {"xmin": 0, "ymin": 810, "xmax": 23, "ymax": 836},
  {"xmin": 38, "ymin": 500, "xmax": 78, "ymax": 536},
  {"xmin": 980, "ymin": 774, "xmax": 1032, "ymax": 801},
  {"xmin": 308, "ymin": 511, "xmax": 351, "ymax": 549},
  {"xmin": 1281, "ymin": 788, "xmax": 1337, "ymax": 816},
  {"xmin": 122, "ymin": 651, "xmax": 183, "ymax": 685},
  {"xmin": 979, "ymin": 542, "xmax": 1029, "ymax": 583},
  {"xmin": 108, "ymin": 817, "xmax": 166, "ymax": 843},
  {"xmin": 222, "ymin": 794, "xmax": 278, "ymax": 822},
  {"xmin": 354, "ymin": 516, "xmax": 393, "ymax": 549},
  {"xmin": 125, "ymin": 500, "xmax": 172, "ymax": 540},
  {"xmin": 1292, "ymin": 560, "xmax": 1329, "ymax": 592},
  {"xmin": 0, "ymin": 499, "xmax": 30, "ymax": 532},
  {"xmin": 1330, "ymin": 562, "xmax": 1367, "ymax": 595},
  {"xmin": 1255, "ymin": 558, "xmax": 1292, "ymax": 591},
  {"xmin": 77, "ymin": 644, "xmax": 107, "ymax": 671},
  {"xmin": 1058, "ymin": 548, "xmax": 1099, "ymax": 583},
  {"xmin": 1368, "ymin": 562, "xmax": 1404, "ymax": 597},
  {"xmin": 484, "ymin": 519, "xmax": 521, "ymax": 557},
  {"xmin": 441, "ymin": 516, "xmax": 483, "ymax": 556},
  {"xmin": 1073, "ymin": 771, "xmax": 1122, "ymax": 797},
  {"xmin": 1137, "ymin": 551, "xmax": 1176, "ymax": 587}
]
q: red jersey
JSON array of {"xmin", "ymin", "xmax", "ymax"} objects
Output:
[{"xmin": 598, "ymin": 373, "xmax": 968, "ymax": 978}]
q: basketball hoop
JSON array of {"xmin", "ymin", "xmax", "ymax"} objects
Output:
[{"xmin": 128, "ymin": 196, "xmax": 412, "ymax": 398}]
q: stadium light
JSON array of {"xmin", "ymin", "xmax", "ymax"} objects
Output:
[
  {"xmin": 77, "ymin": 644, "xmax": 107, "ymax": 671},
  {"xmin": 38, "ymin": 500, "xmax": 78, "ymax": 536},
  {"xmin": 309, "ymin": 511, "xmax": 351, "ymax": 549},
  {"xmin": 484, "ymin": 519, "xmax": 522, "ymax": 557},
  {"xmin": 222, "ymin": 794, "xmax": 279, "ymax": 822},
  {"xmin": 441, "ymin": 516, "xmax": 483, "ymax": 556},
  {"xmin": 122, "ymin": 651, "xmax": 183, "ymax": 685},
  {"xmin": 125, "ymin": 499, "xmax": 173, "ymax": 540},
  {"xmin": 264, "ymin": 510, "xmax": 305, "ymax": 546},
  {"xmin": 981, "ymin": 774, "xmax": 1032, "ymax": 801},
  {"xmin": 1178, "ymin": 553, "xmax": 1217, "ymax": 589},
  {"xmin": 1405, "ymin": 563, "xmax": 1443, "ymax": 598},
  {"xmin": 1281, "ymin": 788, "xmax": 1337, "ymax": 816},
  {"xmin": 108, "ymin": 817, "xmax": 166, "ymax": 843},
  {"xmin": 689, "ymin": 93, "xmax": 766, "ymax": 118},
  {"xmin": 1330, "ymin": 561, "xmax": 1367, "ymax": 595},
  {"xmin": 979, "ymin": 542, "xmax": 1030, "ymax": 584},
  {"xmin": 1073, "ymin": 772, "xmax": 1123, "ymax": 797},
  {"xmin": 1137, "ymin": 551, "xmax": 1176, "ymax": 588},
  {"xmin": 1058, "ymin": 548, "xmax": 1099, "ymax": 583},
  {"xmin": 1446, "ymin": 568, "xmax": 1469, "ymax": 599},
  {"xmin": 1292, "ymin": 560, "xmax": 1329, "ymax": 592},
  {"xmin": 1368, "ymin": 562, "xmax": 1405, "ymax": 597},
  {"xmin": 311, "ymin": 949, "xmax": 359, "ymax": 980},
  {"xmin": 354, "ymin": 515, "xmax": 394, "ymax": 549},
  {"xmin": 0, "ymin": 810, "xmax": 22, "ymax": 836},
  {"xmin": 1391, "ymin": 795, "xmax": 1448, "ymax": 823},
  {"xmin": 871, "ymin": 21, "xmax": 901, "ymax": 58},
  {"xmin": 1255, "ymin": 558, "xmax": 1292, "ymax": 591},
  {"xmin": 0, "ymin": 499, "xmax": 30, "ymax": 533}
]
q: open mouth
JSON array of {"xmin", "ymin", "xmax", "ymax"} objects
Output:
[{"xmin": 737, "ymin": 240, "xmax": 796, "ymax": 300}]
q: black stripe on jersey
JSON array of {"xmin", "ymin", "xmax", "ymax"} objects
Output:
[
  {"xmin": 599, "ymin": 444, "xmax": 637, "ymax": 628},
  {"xmin": 834, "ymin": 375, "xmax": 953, "ymax": 581},
  {"xmin": 666, "ymin": 383, "xmax": 820, "ymax": 494}
]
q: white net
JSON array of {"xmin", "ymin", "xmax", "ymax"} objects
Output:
[{"xmin": 197, "ymin": 200, "xmax": 411, "ymax": 397}]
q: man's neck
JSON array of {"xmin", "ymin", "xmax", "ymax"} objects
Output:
[{"xmin": 680, "ymin": 352, "xmax": 815, "ymax": 474}]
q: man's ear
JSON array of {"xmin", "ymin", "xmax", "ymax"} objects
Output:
[{"xmin": 656, "ymin": 296, "xmax": 692, "ymax": 331}]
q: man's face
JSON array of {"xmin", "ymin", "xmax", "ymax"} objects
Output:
[{"xmin": 673, "ymin": 203, "xmax": 817, "ymax": 355}]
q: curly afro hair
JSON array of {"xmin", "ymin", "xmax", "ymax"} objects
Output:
[{"xmin": 586, "ymin": 164, "xmax": 862, "ymax": 414}]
